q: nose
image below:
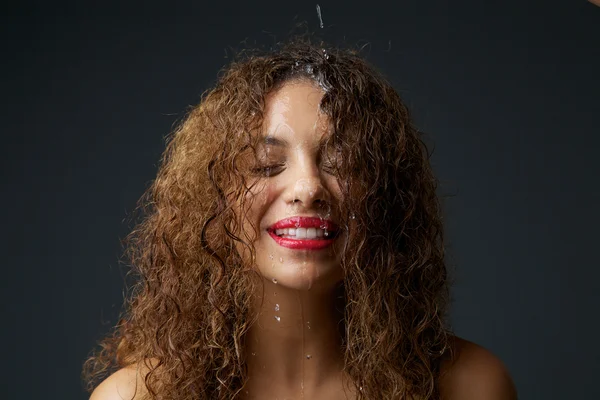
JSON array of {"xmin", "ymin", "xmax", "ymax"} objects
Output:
[{"xmin": 290, "ymin": 178, "xmax": 328, "ymax": 208}]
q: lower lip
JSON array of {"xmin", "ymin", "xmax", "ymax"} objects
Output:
[{"xmin": 268, "ymin": 230, "xmax": 336, "ymax": 250}]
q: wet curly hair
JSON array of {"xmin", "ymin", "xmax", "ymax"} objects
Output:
[{"xmin": 83, "ymin": 39, "xmax": 456, "ymax": 399}]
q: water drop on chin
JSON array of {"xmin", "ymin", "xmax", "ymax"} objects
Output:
[
  {"xmin": 272, "ymin": 278, "xmax": 278, "ymax": 284},
  {"xmin": 275, "ymin": 303, "xmax": 280, "ymax": 311},
  {"xmin": 305, "ymin": 354, "xmax": 312, "ymax": 359},
  {"xmin": 274, "ymin": 315, "xmax": 281, "ymax": 322}
]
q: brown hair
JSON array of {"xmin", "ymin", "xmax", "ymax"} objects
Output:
[{"xmin": 83, "ymin": 39, "xmax": 456, "ymax": 399}]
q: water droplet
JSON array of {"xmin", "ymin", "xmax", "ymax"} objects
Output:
[
  {"xmin": 322, "ymin": 48, "xmax": 329, "ymax": 60},
  {"xmin": 350, "ymin": 213, "xmax": 356, "ymax": 220},
  {"xmin": 295, "ymin": 60, "xmax": 300, "ymax": 67},
  {"xmin": 274, "ymin": 315, "xmax": 281, "ymax": 322},
  {"xmin": 275, "ymin": 303, "xmax": 280, "ymax": 311},
  {"xmin": 316, "ymin": 4, "xmax": 324, "ymax": 28},
  {"xmin": 307, "ymin": 321, "xmax": 311, "ymax": 330},
  {"xmin": 251, "ymin": 352, "xmax": 256, "ymax": 356},
  {"xmin": 279, "ymin": 257, "xmax": 283, "ymax": 263},
  {"xmin": 269, "ymin": 254, "xmax": 274, "ymax": 260},
  {"xmin": 305, "ymin": 64, "xmax": 313, "ymax": 74},
  {"xmin": 272, "ymin": 278, "xmax": 278, "ymax": 284},
  {"xmin": 305, "ymin": 354, "xmax": 312, "ymax": 359},
  {"xmin": 324, "ymin": 231, "xmax": 329, "ymax": 237}
]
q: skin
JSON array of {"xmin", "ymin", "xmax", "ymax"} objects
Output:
[
  {"xmin": 89, "ymin": 81, "xmax": 518, "ymax": 400},
  {"xmin": 239, "ymin": 81, "xmax": 351, "ymax": 399}
]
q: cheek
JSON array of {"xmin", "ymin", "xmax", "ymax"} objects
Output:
[
  {"xmin": 234, "ymin": 182, "xmax": 277, "ymax": 267},
  {"xmin": 324, "ymin": 176, "xmax": 343, "ymax": 204},
  {"xmin": 242, "ymin": 181, "xmax": 277, "ymax": 238}
]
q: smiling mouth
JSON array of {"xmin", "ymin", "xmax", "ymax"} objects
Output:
[{"xmin": 267, "ymin": 217, "xmax": 339, "ymax": 250}]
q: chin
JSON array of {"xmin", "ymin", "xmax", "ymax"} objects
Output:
[{"xmin": 260, "ymin": 258, "xmax": 343, "ymax": 292}]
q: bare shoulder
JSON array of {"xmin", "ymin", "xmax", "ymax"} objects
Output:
[
  {"xmin": 439, "ymin": 336, "xmax": 518, "ymax": 400},
  {"xmin": 89, "ymin": 359, "xmax": 159, "ymax": 400}
]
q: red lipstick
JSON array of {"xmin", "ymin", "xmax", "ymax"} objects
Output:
[{"xmin": 268, "ymin": 216, "xmax": 338, "ymax": 250}]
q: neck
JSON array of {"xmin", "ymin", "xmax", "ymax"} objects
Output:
[{"xmin": 244, "ymin": 279, "xmax": 347, "ymax": 397}]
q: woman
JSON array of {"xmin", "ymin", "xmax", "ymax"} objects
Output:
[{"xmin": 84, "ymin": 40, "xmax": 517, "ymax": 399}]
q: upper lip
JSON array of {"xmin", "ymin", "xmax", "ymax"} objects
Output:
[{"xmin": 268, "ymin": 216, "xmax": 339, "ymax": 232}]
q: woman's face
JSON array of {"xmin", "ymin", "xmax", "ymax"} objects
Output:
[{"xmin": 238, "ymin": 80, "xmax": 345, "ymax": 292}]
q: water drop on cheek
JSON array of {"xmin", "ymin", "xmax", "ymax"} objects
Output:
[
  {"xmin": 272, "ymin": 278, "xmax": 278, "ymax": 284},
  {"xmin": 269, "ymin": 254, "xmax": 274, "ymax": 260},
  {"xmin": 275, "ymin": 303, "xmax": 280, "ymax": 311},
  {"xmin": 279, "ymin": 257, "xmax": 283, "ymax": 263},
  {"xmin": 274, "ymin": 316, "xmax": 281, "ymax": 322},
  {"xmin": 305, "ymin": 354, "xmax": 312, "ymax": 359}
]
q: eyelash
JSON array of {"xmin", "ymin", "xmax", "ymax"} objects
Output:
[
  {"xmin": 251, "ymin": 161, "xmax": 339, "ymax": 177},
  {"xmin": 250, "ymin": 164, "xmax": 285, "ymax": 176}
]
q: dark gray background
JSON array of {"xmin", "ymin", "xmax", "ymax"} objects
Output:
[{"xmin": 2, "ymin": 1, "xmax": 598, "ymax": 399}]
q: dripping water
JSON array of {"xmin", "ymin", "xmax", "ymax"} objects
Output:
[
  {"xmin": 316, "ymin": 4, "xmax": 324, "ymax": 28},
  {"xmin": 297, "ymin": 291, "xmax": 306, "ymax": 399}
]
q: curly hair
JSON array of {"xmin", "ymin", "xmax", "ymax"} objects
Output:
[{"xmin": 83, "ymin": 39, "xmax": 456, "ymax": 399}]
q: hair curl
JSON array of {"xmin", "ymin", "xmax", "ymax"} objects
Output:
[{"xmin": 83, "ymin": 39, "xmax": 456, "ymax": 399}]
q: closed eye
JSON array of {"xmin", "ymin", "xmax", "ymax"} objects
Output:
[{"xmin": 250, "ymin": 164, "xmax": 285, "ymax": 177}]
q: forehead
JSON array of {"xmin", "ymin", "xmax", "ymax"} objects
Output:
[{"xmin": 261, "ymin": 81, "xmax": 330, "ymax": 145}]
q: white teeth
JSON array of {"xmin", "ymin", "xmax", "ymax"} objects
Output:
[
  {"xmin": 296, "ymin": 227, "xmax": 307, "ymax": 239},
  {"xmin": 273, "ymin": 227, "xmax": 332, "ymax": 239}
]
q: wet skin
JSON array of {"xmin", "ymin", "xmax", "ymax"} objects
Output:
[{"xmin": 239, "ymin": 80, "xmax": 354, "ymax": 399}]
